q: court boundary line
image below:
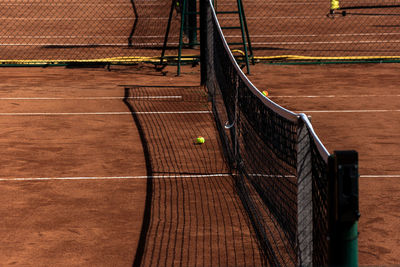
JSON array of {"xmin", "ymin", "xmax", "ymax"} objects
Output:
[
  {"xmin": 0, "ymin": 96, "xmax": 182, "ymax": 100},
  {"xmin": 0, "ymin": 111, "xmax": 211, "ymax": 116},
  {"xmin": 0, "ymin": 174, "xmax": 232, "ymax": 181},
  {"xmin": 361, "ymin": 175, "xmax": 400, "ymax": 178},
  {"xmin": 2, "ymin": 40, "xmax": 399, "ymax": 47},
  {"xmin": 2, "ymin": 32, "xmax": 399, "ymax": 39},
  {"xmin": 0, "ymin": 174, "xmax": 397, "ymax": 182},
  {"xmin": 297, "ymin": 109, "xmax": 400, "ymax": 113},
  {"xmin": 269, "ymin": 94, "xmax": 400, "ymax": 98},
  {"xmin": 254, "ymin": 40, "xmax": 400, "ymax": 45},
  {"xmin": 2, "ymin": 95, "xmax": 398, "ymax": 101}
]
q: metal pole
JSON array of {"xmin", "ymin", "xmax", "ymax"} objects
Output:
[
  {"xmin": 341, "ymin": 222, "xmax": 359, "ymax": 266},
  {"xmin": 200, "ymin": 0, "xmax": 207, "ymax": 85},
  {"xmin": 236, "ymin": 0, "xmax": 250, "ymax": 74},
  {"xmin": 160, "ymin": 0, "xmax": 177, "ymax": 66},
  {"xmin": 177, "ymin": 0, "xmax": 188, "ymax": 75},
  {"xmin": 329, "ymin": 151, "xmax": 360, "ymax": 267},
  {"xmin": 188, "ymin": 0, "xmax": 198, "ymax": 48}
]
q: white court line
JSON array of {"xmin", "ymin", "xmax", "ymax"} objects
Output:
[
  {"xmin": 3, "ymin": 40, "xmax": 400, "ymax": 47},
  {"xmin": 237, "ymin": 33, "xmax": 400, "ymax": 38},
  {"xmin": 252, "ymin": 174, "xmax": 400, "ymax": 178},
  {"xmin": 252, "ymin": 40, "xmax": 400, "ymax": 45},
  {"xmin": 297, "ymin": 110, "xmax": 400, "ymax": 113},
  {"xmin": 1, "ymin": 174, "xmax": 397, "ymax": 181},
  {"xmin": 0, "ymin": 96, "xmax": 182, "ymax": 100},
  {"xmin": 270, "ymin": 95, "xmax": 400, "ymax": 98},
  {"xmin": 361, "ymin": 175, "xmax": 400, "ymax": 178},
  {"xmin": 0, "ymin": 35, "xmax": 165, "ymax": 39},
  {"xmin": 221, "ymin": 1, "xmax": 324, "ymax": 4},
  {"xmin": 0, "ymin": 174, "xmax": 232, "ymax": 181},
  {"xmin": 0, "ymin": 17, "xmax": 170, "ymax": 21},
  {"xmin": 221, "ymin": 14, "xmax": 400, "ymax": 19},
  {"xmin": 0, "ymin": 43, "xmax": 135, "ymax": 47},
  {"xmin": 0, "ymin": 3, "xmax": 133, "ymax": 7},
  {"xmin": 2, "ymin": 33, "xmax": 399, "ymax": 40},
  {"xmin": 0, "ymin": 42, "xmax": 177, "ymax": 47},
  {"xmin": 0, "ymin": 17, "xmax": 134, "ymax": 21},
  {"xmin": 0, "ymin": 111, "xmax": 211, "ymax": 116}
]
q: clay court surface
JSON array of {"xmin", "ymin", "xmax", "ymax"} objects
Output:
[
  {"xmin": 0, "ymin": 63, "xmax": 398, "ymax": 265},
  {"xmin": 1, "ymin": 0, "xmax": 399, "ymax": 265}
]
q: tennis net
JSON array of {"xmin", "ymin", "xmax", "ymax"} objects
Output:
[{"xmin": 201, "ymin": 0, "xmax": 331, "ymax": 265}]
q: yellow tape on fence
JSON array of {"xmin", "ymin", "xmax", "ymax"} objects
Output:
[{"xmin": 0, "ymin": 55, "xmax": 200, "ymax": 65}]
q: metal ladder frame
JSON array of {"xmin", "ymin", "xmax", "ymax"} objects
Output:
[
  {"xmin": 160, "ymin": 0, "xmax": 253, "ymax": 75},
  {"xmin": 215, "ymin": 0, "xmax": 254, "ymax": 74},
  {"xmin": 159, "ymin": 0, "xmax": 199, "ymax": 75}
]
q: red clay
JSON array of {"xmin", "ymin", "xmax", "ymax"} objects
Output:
[
  {"xmin": 0, "ymin": 65, "xmax": 201, "ymax": 265},
  {"xmin": 250, "ymin": 63, "xmax": 400, "ymax": 265},
  {"xmin": 0, "ymin": 63, "xmax": 399, "ymax": 265}
]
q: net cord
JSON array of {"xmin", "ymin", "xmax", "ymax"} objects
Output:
[
  {"xmin": 209, "ymin": 0, "xmax": 298, "ymax": 124},
  {"xmin": 300, "ymin": 113, "xmax": 330, "ymax": 162}
]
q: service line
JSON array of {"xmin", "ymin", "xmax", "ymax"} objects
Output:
[
  {"xmin": 360, "ymin": 175, "xmax": 400, "ymax": 178},
  {"xmin": 0, "ymin": 96, "xmax": 182, "ymax": 100},
  {"xmin": 270, "ymin": 94, "xmax": 400, "ymax": 98},
  {"xmin": 0, "ymin": 111, "xmax": 211, "ymax": 116},
  {"xmin": 297, "ymin": 109, "xmax": 400, "ymax": 113},
  {"xmin": 0, "ymin": 174, "xmax": 397, "ymax": 182},
  {"xmin": 0, "ymin": 174, "xmax": 232, "ymax": 181}
]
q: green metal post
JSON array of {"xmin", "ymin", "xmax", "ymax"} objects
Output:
[
  {"xmin": 239, "ymin": 2, "xmax": 255, "ymax": 65},
  {"xmin": 200, "ymin": 0, "xmax": 208, "ymax": 85},
  {"xmin": 187, "ymin": 0, "xmax": 198, "ymax": 48},
  {"xmin": 342, "ymin": 222, "xmax": 359, "ymax": 265},
  {"xmin": 329, "ymin": 151, "xmax": 360, "ymax": 267},
  {"xmin": 236, "ymin": 0, "xmax": 250, "ymax": 74},
  {"xmin": 330, "ymin": 221, "xmax": 358, "ymax": 266},
  {"xmin": 177, "ymin": 0, "xmax": 188, "ymax": 75},
  {"xmin": 159, "ymin": 0, "xmax": 177, "ymax": 67}
]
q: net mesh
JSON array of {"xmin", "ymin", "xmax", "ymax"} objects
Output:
[
  {"xmin": 123, "ymin": 86, "xmax": 266, "ymax": 266},
  {"xmin": 203, "ymin": 0, "xmax": 331, "ymax": 265},
  {"xmin": 311, "ymin": 139, "xmax": 330, "ymax": 266}
]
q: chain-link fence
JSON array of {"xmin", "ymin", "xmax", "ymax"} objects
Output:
[
  {"xmin": 0, "ymin": 0, "xmax": 185, "ymax": 63},
  {"xmin": 217, "ymin": 0, "xmax": 400, "ymax": 61},
  {"xmin": 0, "ymin": 0, "xmax": 399, "ymax": 64}
]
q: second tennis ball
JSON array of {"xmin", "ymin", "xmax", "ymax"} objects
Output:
[
  {"xmin": 196, "ymin": 136, "xmax": 205, "ymax": 144},
  {"xmin": 262, "ymin": 90, "xmax": 269, "ymax": 97}
]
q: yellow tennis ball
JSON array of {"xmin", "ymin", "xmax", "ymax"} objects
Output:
[
  {"xmin": 331, "ymin": 0, "xmax": 339, "ymax": 10},
  {"xmin": 262, "ymin": 90, "xmax": 269, "ymax": 97},
  {"xmin": 196, "ymin": 136, "xmax": 205, "ymax": 144}
]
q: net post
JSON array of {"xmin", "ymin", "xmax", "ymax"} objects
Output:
[
  {"xmin": 328, "ymin": 151, "xmax": 360, "ymax": 267},
  {"xmin": 296, "ymin": 116, "xmax": 313, "ymax": 266}
]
